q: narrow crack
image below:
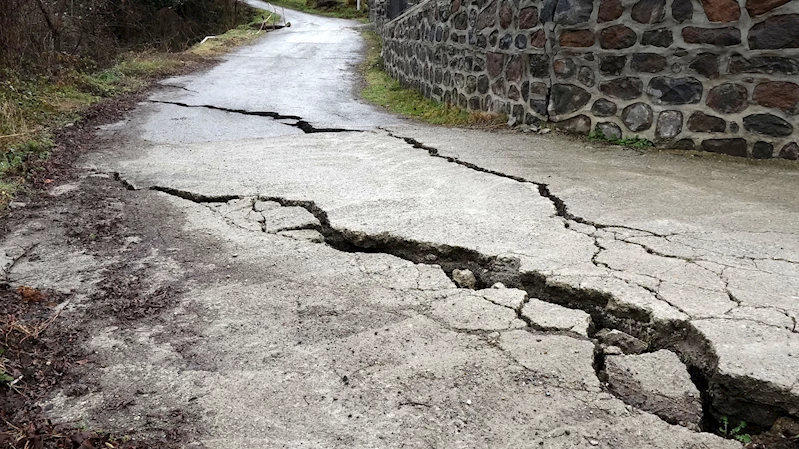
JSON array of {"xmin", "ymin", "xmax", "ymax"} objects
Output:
[
  {"xmin": 160, "ymin": 84, "xmax": 199, "ymax": 93},
  {"xmin": 148, "ymin": 184, "xmax": 798, "ymax": 431},
  {"xmin": 149, "ymin": 100, "xmax": 359, "ymax": 134},
  {"xmin": 382, "ymin": 130, "xmax": 672, "ymax": 239}
]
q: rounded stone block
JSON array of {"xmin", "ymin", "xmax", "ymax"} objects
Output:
[
  {"xmin": 700, "ymin": 0, "xmax": 741, "ymax": 22},
  {"xmin": 656, "ymin": 110, "xmax": 683, "ymax": 139},
  {"xmin": 600, "ymin": 55, "xmax": 627, "ymax": 76},
  {"xmin": 596, "ymin": 122, "xmax": 623, "ymax": 140},
  {"xmin": 749, "ymin": 14, "xmax": 799, "ymax": 49},
  {"xmin": 779, "ymin": 142, "xmax": 799, "ymax": 160},
  {"xmin": 688, "ymin": 112, "xmax": 727, "ymax": 132},
  {"xmin": 743, "ymin": 113, "xmax": 794, "ymax": 137},
  {"xmin": 553, "ymin": 58, "xmax": 577, "ymax": 79},
  {"xmin": 499, "ymin": 0, "xmax": 513, "ymax": 28},
  {"xmin": 506, "ymin": 55, "xmax": 523, "ymax": 82},
  {"xmin": 599, "ymin": 25, "xmax": 638, "ymax": 49},
  {"xmin": 682, "ymin": 26, "xmax": 741, "ymax": 46},
  {"xmin": 592, "ymin": 99, "xmax": 618, "ymax": 117},
  {"xmin": 558, "ymin": 114, "xmax": 593, "ymax": 134},
  {"xmin": 689, "ymin": 53, "xmax": 721, "ymax": 79},
  {"xmin": 729, "ymin": 55, "xmax": 799, "ymax": 75},
  {"xmin": 701, "ymin": 138, "xmax": 748, "ymax": 157},
  {"xmin": 598, "ymin": 0, "xmax": 624, "ymax": 22},
  {"xmin": 631, "ymin": 53, "xmax": 667, "ymax": 73},
  {"xmin": 631, "ymin": 0, "xmax": 666, "ymax": 24},
  {"xmin": 560, "ymin": 30, "xmax": 595, "ymax": 47},
  {"xmin": 600, "ymin": 77, "xmax": 644, "ymax": 100},
  {"xmin": 549, "ymin": 84, "xmax": 592, "ymax": 116},
  {"xmin": 578, "ymin": 67, "xmax": 595, "ymax": 87},
  {"xmin": 646, "ymin": 76, "xmax": 703, "ymax": 105},
  {"xmin": 746, "ymin": 0, "xmax": 791, "ymax": 16},
  {"xmin": 752, "ymin": 141, "xmax": 774, "ymax": 159},
  {"xmin": 528, "ymin": 54, "xmax": 550, "ymax": 78},
  {"xmin": 487, "ymin": 52, "xmax": 506, "ymax": 78},
  {"xmin": 753, "ymin": 81, "xmax": 799, "ymax": 114},
  {"xmin": 530, "ymin": 29, "xmax": 547, "ymax": 48},
  {"xmin": 622, "ymin": 103, "xmax": 654, "ymax": 131},
  {"xmin": 540, "ymin": 0, "xmax": 595, "ymax": 25},
  {"xmin": 672, "ymin": 0, "xmax": 694, "ymax": 22},
  {"xmin": 519, "ymin": 7, "xmax": 539, "ymax": 28},
  {"xmin": 641, "ymin": 28, "xmax": 673, "ymax": 47},
  {"xmin": 706, "ymin": 83, "xmax": 749, "ymax": 114}
]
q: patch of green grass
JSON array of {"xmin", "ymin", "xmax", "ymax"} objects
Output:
[
  {"xmin": 359, "ymin": 31, "xmax": 505, "ymax": 127},
  {"xmin": 588, "ymin": 129, "xmax": 654, "ymax": 148},
  {"xmin": 719, "ymin": 416, "xmax": 753, "ymax": 444},
  {"xmin": 269, "ymin": 0, "xmax": 368, "ymax": 20}
]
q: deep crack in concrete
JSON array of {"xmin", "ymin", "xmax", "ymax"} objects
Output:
[{"xmin": 147, "ymin": 183, "xmax": 797, "ymax": 433}]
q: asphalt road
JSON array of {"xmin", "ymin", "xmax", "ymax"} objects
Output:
[{"xmin": 4, "ymin": 4, "xmax": 798, "ymax": 448}]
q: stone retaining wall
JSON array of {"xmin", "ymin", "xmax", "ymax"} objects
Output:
[{"xmin": 377, "ymin": 0, "xmax": 799, "ymax": 160}]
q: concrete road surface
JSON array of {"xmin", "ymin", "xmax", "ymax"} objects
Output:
[{"xmin": 4, "ymin": 3, "xmax": 798, "ymax": 447}]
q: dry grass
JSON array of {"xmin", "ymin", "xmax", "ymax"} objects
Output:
[{"xmin": 0, "ymin": 10, "xmax": 274, "ymax": 208}]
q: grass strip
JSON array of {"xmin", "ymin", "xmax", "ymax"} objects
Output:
[{"xmin": 359, "ymin": 30, "xmax": 505, "ymax": 127}]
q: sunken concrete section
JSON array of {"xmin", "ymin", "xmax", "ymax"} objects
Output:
[
  {"xmin": 374, "ymin": 0, "xmax": 799, "ymax": 159},
  {"xmin": 604, "ymin": 350, "xmax": 704, "ymax": 429}
]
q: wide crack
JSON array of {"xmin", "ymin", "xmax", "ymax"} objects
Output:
[
  {"xmin": 147, "ymin": 184, "xmax": 799, "ymax": 436},
  {"xmin": 149, "ymin": 100, "xmax": 359, "ymax": 134}
]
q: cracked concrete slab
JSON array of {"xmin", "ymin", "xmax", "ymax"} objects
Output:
[
  {"xmin": 99, "ymin": 127, "xmax": 799, "ymax": 426},
  {"xmin": 21, "ymin": 2, "xmax": 797, "ymax": 445},
  {"xmin": 521, "ymin": 298, "xmax": 593, "ymax": 336},
  {"xmin": 41, "ymin": 192, "xmax": 738, "ymax": 447},
  {"xmin": 604, "ymin": 350, "xmax": 703, "ymax": 429},
  {"xmin": 430, "ymin": 289, "xmax": 526, "ymax": 331}
]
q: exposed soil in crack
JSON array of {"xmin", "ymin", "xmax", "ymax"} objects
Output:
[{"xmin": 149, "ymin": 100, "xmax": 359, "ymax": 133}]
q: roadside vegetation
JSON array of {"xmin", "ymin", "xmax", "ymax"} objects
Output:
[
  {"xmin": 359, "ymin": 31, "xmax": 506, "ymax": 127},
  {"xmin": 268, "ymin": 0, "xmax": 368, "ymax": 20},
  {"xmin": 0, "ymin": 1, "xmax": 276, "ymax": 208},
  {"xmin": 0, "ymin": 2, "xmax": 275, "ymax": 447},
  {"xmin": 587, "ymin": 129, "xmax": 654, "ymax": 149}
]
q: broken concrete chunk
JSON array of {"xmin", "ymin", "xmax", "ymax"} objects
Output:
[
  {"xmin": 604, "ymin": 345, "xmax": 624, "ymax": 356},
  {"xmin": 604, "ymin": 350, "xmax": 702, "ymax": 429},
  {"xmin": 262, "ymin": 207, "xmax": 320, "ymax": 233},
  {"xmin": 253, "ymin": 200, "xmax": 281, "ymax": 212},
  {"xmin": 480, "ymin": 288, "xmax": 527, "ymax": 311},
  {"xmin": 225, "ymin": 197, "xmax": 255, "ymax": 212},
  {"xmin": 499, "ymin": 330, "xmax": 602, "ymax": 392},
  {"xmin": 276, "ymin": 229, "xmax": 325, "ymax": 243},
  {"xmin": 520, "ymin": 298, "xmax": 592, "ymax": 337},
  {"xmin": 596, "ymin": 328, "xmax": 648, "ymax": 354},
  {"xmin": 431, "ymin": 291, "xmax": 526, "ymax": 331},
  {"xmin": 452, "ymin": 268, "xmax": 477, "ymax": 289}
]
